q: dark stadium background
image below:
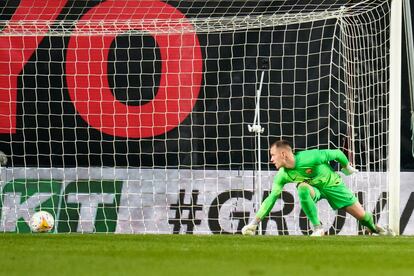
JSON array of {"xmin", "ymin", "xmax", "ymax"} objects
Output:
[{"xmin": 0, "ymin": 0, "xmax": 413, "ymax": 170}]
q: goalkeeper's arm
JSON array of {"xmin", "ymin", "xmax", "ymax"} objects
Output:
[
  {"xmin": 242, "ymin": 186, "xmax": 282, "ymax": 235},
  {"xmin": 319, "ymin": 149, "xmax": 358, "ymax": 175}
]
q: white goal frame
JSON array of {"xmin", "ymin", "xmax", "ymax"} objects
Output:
[
  {"xmin": 388, "ymin": 0, "xmax": 402, "ymax": 235},
  {"xmin": 0, "ymin": 0, "xmax": 403, "ymax": 235}
]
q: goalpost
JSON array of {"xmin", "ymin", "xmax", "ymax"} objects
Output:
[
  {"xmin": 389, "ymin": 0, "xmax": 402, "ymax": 237},
  {"xmin": 0, "ymin": 0, "xmax": 401, "ymax": 235}
]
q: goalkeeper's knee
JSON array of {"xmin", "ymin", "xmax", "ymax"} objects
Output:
[{"xmin": 297, "ymin": 183, "xmax": 313, "ymax": 201}]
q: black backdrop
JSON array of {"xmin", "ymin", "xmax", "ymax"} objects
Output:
[{"xmin": 0, "ymin": 0, "xmax": 413, "ymax": 170}]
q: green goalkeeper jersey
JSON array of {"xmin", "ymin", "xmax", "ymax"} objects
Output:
[{"xmin": 256, "ymin": 149, "xmax": 349, "ymax": 220}]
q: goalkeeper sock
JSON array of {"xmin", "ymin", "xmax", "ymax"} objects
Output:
[
  {"xmin": 359, "ymin": 212, "xmax": 377, "ymax": 233},
  {"xmin": 297, "ymin": 184, "xmax": 320, "ymax": 226}
]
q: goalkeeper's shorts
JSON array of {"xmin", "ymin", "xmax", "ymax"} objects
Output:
[{"xmin": 308, "ymin": 182, "xmax": 358, "ymax": 210}]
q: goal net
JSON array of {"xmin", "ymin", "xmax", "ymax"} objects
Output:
[{"xmin": 0, "ymin": 0, "xmax": 397, "ymax": 234}]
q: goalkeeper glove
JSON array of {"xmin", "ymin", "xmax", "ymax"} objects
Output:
[
  {"xmin": 0, "ymin": 151, "xmax": 7, "ymax": 166},
  {"xmin": 242, "ymin": 220, "xmax": 259, "ymax": 235},
  {"xmin": 341, "ymin": 164, "xmax": 358, "ymax": 176}
]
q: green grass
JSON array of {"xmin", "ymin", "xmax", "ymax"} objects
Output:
[{"xmin": 1, "ymin": 234, "xmax": 414, "ymax": 276}]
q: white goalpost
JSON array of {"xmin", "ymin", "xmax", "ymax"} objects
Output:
[
  {"xmin": 0, "ymin": 0, "xmax": 401, "ymax": 235},
  {"xmin": 388, "ymin": 0, "xmax": 402, "ymax": 235}
]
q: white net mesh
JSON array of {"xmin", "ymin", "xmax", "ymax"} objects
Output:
[
  {"xmin": 1, "ymin": 0, "xmax": 388, "ymax": 35},
  {"xmin": 0, "ymin": 0, "xmax": 392, "ymax": 234}
]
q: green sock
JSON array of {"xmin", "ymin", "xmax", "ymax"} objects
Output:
[
  {"xmin": 297, "ymin": 185, "xmax": 320, "ymax": 226},
  {"xmin": 359, "ymin": 212, "xmax": 377, "ymax": 233}
]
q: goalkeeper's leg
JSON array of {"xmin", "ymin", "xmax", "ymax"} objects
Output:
[
  {"xmin": 345, "ymin": 202, "xmax": 377, "ymax": 232},
  {"xmin": 297, "ymin": 183, "xmax": 324, "ymax": 236},
  {"xmin": 345, "ymin": 202, "xmax": 395, "ymax": 236}
]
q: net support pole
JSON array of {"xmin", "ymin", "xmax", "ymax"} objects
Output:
[
  {"xmin": 248, "ymin": 68, "xmax": 265, "ymax": 235},
  {"xmin": 388, "ymin": 0, "xmax": 402, "ymax": 235}
]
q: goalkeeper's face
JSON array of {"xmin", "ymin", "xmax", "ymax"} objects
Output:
[{"xmin": 270, "ymin": 146, "xmax": 295, "ymax": 169}]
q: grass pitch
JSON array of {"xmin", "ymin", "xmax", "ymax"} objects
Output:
[{"xmin": 1, "ymin": 234, "xmax": 414, "ymax": 276}]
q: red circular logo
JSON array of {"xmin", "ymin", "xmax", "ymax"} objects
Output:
[{"xmin": 66, "ymin": 0, "xmax": 202, "ymax": 138}]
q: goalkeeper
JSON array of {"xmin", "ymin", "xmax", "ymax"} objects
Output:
[{"xmin": 242, "ymin": 140, "xmax": 395, "ymax": 236}]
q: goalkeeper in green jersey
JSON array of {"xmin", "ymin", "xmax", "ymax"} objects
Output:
[{"xmin": 242, "ymin": 140, "xmax": 395, "ymax": 236}]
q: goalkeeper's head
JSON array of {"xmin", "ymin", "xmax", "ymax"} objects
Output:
[{"xmin": 269, "ymin": 140, "xmax": 295, "ymax": 169}]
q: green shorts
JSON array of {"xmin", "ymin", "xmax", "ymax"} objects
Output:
[{"xmin": 309, "ymin": 182, "xmax": 357, "ymax": 210}]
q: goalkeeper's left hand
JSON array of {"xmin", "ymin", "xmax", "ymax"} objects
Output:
[
  {"xmin": 0, "ymin": 151, "xmax": 7, "ymax": 166},
  {"xmin": 242, "ymin": 222, "xmax": 258, "ymax": 235},
  {"xmin": 341, "ymin": 163, "xmax": 358, "ymax": 176}
]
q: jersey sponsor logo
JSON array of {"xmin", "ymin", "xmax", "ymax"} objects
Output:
[{"xmin": 305, "ymin": 168, "xmax": 313, "ymax": 174}]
